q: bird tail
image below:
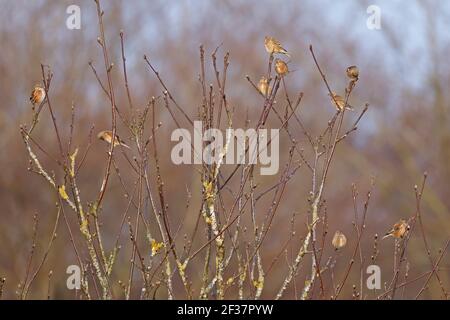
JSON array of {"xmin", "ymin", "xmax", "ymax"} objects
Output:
[
  {"xmin": 382, "ymin": 233, "xmax": 392, "ymax": 240},
  {"xmin": 120, "ymin": 142, "xmax": 131, "ymax": 149}
]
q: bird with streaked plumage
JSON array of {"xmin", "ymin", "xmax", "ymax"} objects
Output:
[
  {"xmin": 264, "ymin": 36, "xmax": 290, "ymax": 57},
  {"xmin": 332, "ymin": 230, "xmax": 347, "ymax": 250},
  {"xmin": 257, "ymin": 76, "xmax": 271, "ymax": 96},
  {"xmin": 275, "ymin": 59, "xmax": 289, "ymax": 77},
  {"xmin": 346, "ymin": 65, "xmax": 359, "ymax": 81},
  {"xmin": 29, "ymin": 84, "xmax": 46, "ymax": 108},
  {"xmin": 97, "ymin": 130, "xmax": 130, "ymax": 149},
  {"xmin": 382, "ymin": 219, "xmax": 409, "ymax": 239},
  {"xmin": 329, "ymin": 92, "xmax": 354, "ymax": 112}
]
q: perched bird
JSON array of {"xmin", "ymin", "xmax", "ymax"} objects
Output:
[
  {"xmin": 264, "ymin": 36, "xmax": 290, "ymax": 57},
  {"xmin": 346, "ymin": 65, "xmax": 359, "ymax": 81},
  {"xmin": 332, "ymin": 231, "xmax": 347, "ymax": 250},
  {"xmin": 275, "ymin": 59, "xmax": 289, "ymax": 77},
  {"xmin": 257, "ymin": 76, "xmax": 271, "ymax": 96},
  {"xmin": 29, "ymin": 84, "xmax": 46, "ymax": 107},
  {"xmin": 97, "ymin": 130, "xmax": 130, "ymax": 149},
  {"xmin": 382, "ymin": 219, "xmax": 409, "ymax": 240},
  {"xmin": 329, "ymin": 92, "xmax": 354, "ymax": 112}
]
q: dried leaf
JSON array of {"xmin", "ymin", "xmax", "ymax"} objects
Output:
[
  {"xmin": 58, "ymin": 185, "xmax": 69, "ymax": 200},
  {"xmin": 151, "ymin": 239, "xmax": 164, "ymax": 256}
]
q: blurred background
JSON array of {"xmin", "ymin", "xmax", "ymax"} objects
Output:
[{"xmin": 0, "ymin": 0, "xmax": 449, "ymax": 299}]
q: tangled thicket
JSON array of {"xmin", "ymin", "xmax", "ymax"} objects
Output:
[{"xmin": 5, "ymin": 0, "xmax": 449, "ymax": 300}]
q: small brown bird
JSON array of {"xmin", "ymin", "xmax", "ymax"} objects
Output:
[
  {"xmin": 264, "ymin": 36, "xmax": 290, "ymax": 57},
  {"xmin": 382, "ymin": 219, "xmax": 409, "ymax": 240},
  {"xmin": 275, "ymin": 59, "xmax": 289, "ymax": 77},
  {"xmin": 29, "ymin": 84, "xmax": 46, "ymax": 107},
  {"xmin": 332, "ymin": 231, "xmax": 347, "ymax": 250},
  {"xmin": 346, "ymin": 65, "xmax": 359, "ymax": 81},
  {"xmin": 329, "ymin": 92, "xmax": 354, "ymax": 112},
  {"xmin": 257, "ymin": 76, "xmax": 271, "ymax": 96},
  {"xmin": 97, "ymin": 130, "xmax": 130, "ymax": 149}
]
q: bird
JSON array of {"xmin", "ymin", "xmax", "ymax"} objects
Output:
[
  {"xmin": 382, "ymin": 219, "xmax": 409, "ymax": 240},
  {"xmin": 332, "ymin": 231, "xmax": 347, "ymax": 250},
  {"xmin": 346, "ymin": 65, "xmax": 359, "ymax": 81},
  {"xmin": 29, "ymin": 84, "xmax": 46, "ymax": 107},
  {"xmin": 97, "ymin": 130, "xmax": 130, "ymax": 149},
  {"xmin": 275, "ymin": 59, "xmax": 289, "ymax": 77},
  {"xmin": 264, "ymin": 36, "xmax": 290, "ymax": 57},
  {"xmin": 257, "ymin": 76, "xmax": 271, "ymax": 96},
  {"xmin": 329, "ymin": 92, "xmax": 354, "ymax": 112}
]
